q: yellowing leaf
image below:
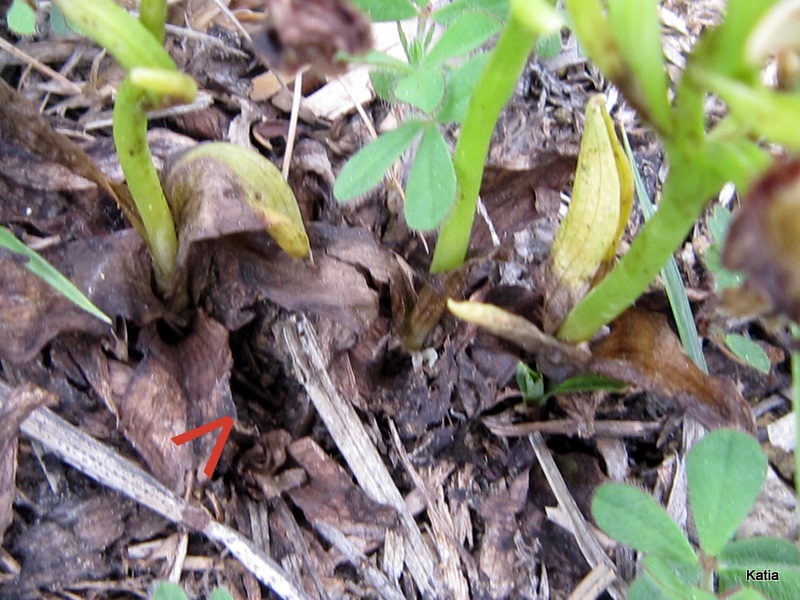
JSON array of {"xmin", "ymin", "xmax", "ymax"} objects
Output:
[
  {"xmin": 163, "ymin": 142, "xmax": 311, "ymax": 264},
  {"xmin": 545, "ymin": 94, "xmax": 633, "ymax": 332}
]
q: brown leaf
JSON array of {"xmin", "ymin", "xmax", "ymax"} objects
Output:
[
  {"xmin": 287, "ymin": 437, "xmax": 397, "ymax": 553},
  {"xmin": 478, "ymin": 472, "xmax": 530, "ymax": 599},
  {"xmin": 138, "ymin": 312, "xmax": 236, "ymax": 479},
  {"xmin": 0, "ymin": 382, "xmax": 57, "ymax": 538},
  {"xmin": 0, "ymin": 79, "xmax": 142, "ymax": 235},
  {"xmin": 0, "ymin": 230, "xmax": 164, "ymax": 363},
  {"xmin": 252, "ymin": 0, "xmax": 372, "ymax": 75},
  {"xmin": 200, "ymin": 223, "xmax": 413, "ymax": 336},
  {"xmin": 723, "ymin": 157, "xmax": 800, "ymax": 322},
  {"xmin": 118, "ymin": 355, "xmax": 192, "ymax": 490},
  {"xmin": 448, "ymin": 298, "xmax": 755, "ymax": 431},
  {"xmin": 591, "ymin": 308, "xmax": 756, "ymax": 432}
]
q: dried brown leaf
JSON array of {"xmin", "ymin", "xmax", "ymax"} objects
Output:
[
  {"xmin": 253, "ymin": 0, "xmax": 372, "ymax": 75},
  {"xmin": 118, "ymin": 356, "xmax": 191, "ymax": 490},
  {"xmin": 0, "ymin": 230, "xmax": 164, "ymax": 363},
  {"xmin": 287, "ymin": 437, "xmax": 398, "ymax": 554},
  {"xmin": 723, "ymin": 157, "xmax": 800, "ymax": 322},
  {"xmin": 0, "ymin": 383, "xmax": 57, "ymax": 538}
]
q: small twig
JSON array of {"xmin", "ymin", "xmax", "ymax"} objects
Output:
[
  {"xmin": 0, "ymin": 37, "xmax": 83, "ymax": 95},
  {"xmin": 283, "ymin": 70, "xmax": 304, "ymax": 180},
  {"xmin": 18, "ymin": 405, "xmax": 306, "ymax": 600},
  {"xmin": 529, "ymin": 432, "xmax": 627, "ymax": 600}
]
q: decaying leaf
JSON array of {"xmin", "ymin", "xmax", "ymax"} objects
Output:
[
  {"xmin": 723, "ymin": 157, "xmax": 800, "ymax": 323},
  {"xmin": 117, "ymin": 356, "xmax": 191, "ymax": 490},
  {"xmin": 163, "ymin": 142, "xmax": 310, "ymax": 298},
  {"xmin": 137, "ymin": 312, "xmax": 236, "ymax": 479},
  {"xmin": 0, "ymin": 79, "xmax": 143, "ymax": 236},
  {"xmin": 287, "ymin": 437, "xmax": 397, "ymax": 554},
  {"xmin": 544, "ymin": 94, "xmax": 633, "ymax": 333},
  {"xmin": 0, "ymin": 230, "xmax": 164, "ymax": 363},
  {"xmin": 252, "ymin": 0, "xmax": 373, "ymax": 75},
  {"xmin": 448, "ymin": 300, "xmax": 755, "ymax": 432},
  {"xmin": 0, "ymin": 382, "xmax": 57, "ymax": 539}
]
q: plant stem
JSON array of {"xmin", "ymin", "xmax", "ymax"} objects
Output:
[
  {"xmin": 139, "ymin": 0, "xmax": 167, "ymax": 44},
  {"xmin": 113, "ymin": 77, "xmax": 178, "ymax": 290},
  {"xmin": 430, "ymin": 2, "xmax": 558, "ymax": 273}
]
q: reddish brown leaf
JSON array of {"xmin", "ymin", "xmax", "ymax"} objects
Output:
[
  {"xmin": 287, "ymin": 437, "xmax": 397, "ymax": 554},
  {"xmin": 591, "ymin": 308, "xmax": 756, "ymax": 432},
  {"xmin": 117, "ymin": 356, "xmax": 192, "ymax": 490},
  {"xmin": 252, "ymin": 0, "xmax": 372, "ymax": 75},
  {"xmin": 0, "ymin": 382, "xmax": 57, "ymax": 538},
  {"xmin": 138, "ymin": 312, "xmax": 236, "ymax": 479},
  {"xmin": 723, "ymin": 157, "xmax": 800, "ymax": 322}
]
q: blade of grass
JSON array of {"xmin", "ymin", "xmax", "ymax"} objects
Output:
[
  {"xmin": 0, "ymin": 227, "xmax": 112, "ymax": 325},
  {"xmin": 620, "ymin": 129, "xmax": 707, "ymax": 373}
]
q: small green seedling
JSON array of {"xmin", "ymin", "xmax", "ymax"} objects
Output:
[
  {"xmin": 152, "ymin": 581, "xmax": 234, "ymax": 600},
  {"xmin": 336, "ymin": 0, "xmax": 561, "ymax": 270},
  {"xmin": 6, "ymin": 0, "xmax": 36, "ymax": 35},
  {"xmin": 593, "ymin": 428, "xmax": 800, "ymax": 599},
  {"xmin": 516, "ymin": 362, "xmax": 624, "ymax": 405}
]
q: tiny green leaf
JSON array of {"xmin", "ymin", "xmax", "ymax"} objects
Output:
[
  {"xmin": 687, "ymin": 429, "xmax": 767, "ymax": 556},
  {"xmin": 0, "ymin": 227, "xmax": 112, "ymax": 325},
  {"xmin": 726, "ymin": 589, "xmax": 770, "ymax": 600},
  {"xmin": 7, "ymin": 0, "xmax": 37, "ymax": 35},
  {"xmin": 628, "ymin": 573, "xmax": 673, "ymax": 600},
  {"xmin": 370, "ymin": 70, "xmax": 403, "ymax": 102},
  {"xmin": 350, "ymin": 0, "xmax": 417, "ymax": 21},
  {"xmin": 542, "ymin": 374, "xmax": 626, "ymax": 401},
  {"xmin": 641, "ymin": 555, "xmax": 704, "ymax": 599},
  {"xmin": 720, "ymin": 537, "xmax": 800, "ymax": 567},
  {"xmin": 725, "ymin": 334, "xmax": 771, "ymax": 374},
  {"xmin": 436, "ymin": 52, "xmax": 489, "ymax": 123},
  {"xmin": 536, "ymin": 31, "xmax": 563, "ymax": 59},
  {"xmin": 516, "ymin": 362, "xmax": 545, "ymax": 403},
  {"xmin": 719, "ymin": 536, "xmax": 800, "ymax": 598},
  {"xmin": 152, "ymin": 582, "xmax": 188, "ymax": 600},
  {"xmin": 49, "ymin": 3, "xmax": 74, "ymax": 36},
  {"xmin": 403, "ymin": 126, "xmax": 456, "ymax": 230},
  {"xmin": 423, "ymin": 11, "xmax": 500, "ymax": 68},
  {"xmin": 592, "ymin": 483, "xmax": 699, "ymax": 566},
  {"xmin": 709, "ymin": 204, "xmax": 734, "ymax": 244},
  {"xmin": 334, "ymin": 120, "xmax": 425, "ymax": 201},
  {"xmin": 393, "ymin": 68, "xmax": 446, "ymax": 114}
]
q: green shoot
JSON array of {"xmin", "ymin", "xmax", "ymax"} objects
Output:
[
  {"xmin": 431, "ymin": 0, "xmax": 561, "ymax": 271},
  {"xmin": 54, "ymin": 0, "xmax": 196, "ymax": 290},
  {"xmin": 0, "ymin": 227, "xmax": 112, "ymax": 325}
]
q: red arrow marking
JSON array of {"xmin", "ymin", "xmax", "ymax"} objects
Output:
[{"xmin": 171, "ymin": 416, "xmax": 234, "ymax": 478}]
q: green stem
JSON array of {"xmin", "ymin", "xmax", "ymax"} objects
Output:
[
  {"xmin": 430, "ymin": 0, "xmax": 559, "ymax": 273},
  {"xmin": 430, "ymin": 18, "xmax": 537, "ymax": 272},
  {"xmin": 139, "ymin": 0, "xmax": 167, "ymax": 44},
  {"xmin": 113, "ymin": 77, "xmax": 178, "ymax": 290}
]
